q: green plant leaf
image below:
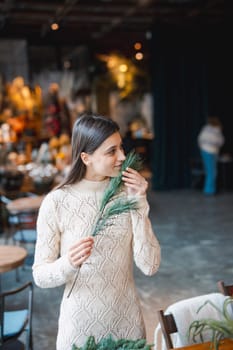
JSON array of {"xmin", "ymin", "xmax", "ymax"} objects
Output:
[{"xmin": 188, "ymin": 297, "xmax": 233, "ymax": 350}]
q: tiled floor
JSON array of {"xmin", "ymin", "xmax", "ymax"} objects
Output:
[{"xmin": 1, "ymin": 188, "xmax": 233, "ymax": 349}]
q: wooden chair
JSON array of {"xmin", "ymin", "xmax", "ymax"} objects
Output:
[
  {"xmin": 157, "ymin": 309, "xmax": 177, "ymax": 349},
  {"xmin": 0, "ymin": 193, "xmax": 38, "ymax": 243},
  {"xmin": 11, "ymin": 209, "xmax": 38, "ymax": 266},
  {"xmin": 0, "ymin": 339, "xmax": 25, "ymax": 349},
  {"xmin": 217, "ymin": 280, "xmax": 233, "ymax": 296},
  {"xmin": 0, "ymin": 170, "xmax": 24, "ymax": 197},
  {"xmin": 0, "ymin": 281, "xmax": 33, "ymax": 350}
]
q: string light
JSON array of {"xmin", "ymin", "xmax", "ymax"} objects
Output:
[
  {"xmin": 119, "ymin": 64, "xmax": 128, "ymax": 73},
  {"xmin": 51, "ymin": 22, "xmax": 59, "ymax": 31},
  {"xmin": 134, "ymin": 42, "xmax": 142, "ymax": 50},
  {"xmin": 135, "ymin": 52, "xmax": 143, "ymax": 60}
]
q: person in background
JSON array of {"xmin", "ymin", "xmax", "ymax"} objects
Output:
[
  {"xmin": 198, "ymin": 116, "xmax": 225, "ymax": 195},
  {"xmin": 32, "ymin": 114, "xmax": 161, "ymax": 350}
]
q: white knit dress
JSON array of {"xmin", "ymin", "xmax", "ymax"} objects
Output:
[{"xmin": 32, "ymin": 178, "xmax": 160, "ymax": 350}]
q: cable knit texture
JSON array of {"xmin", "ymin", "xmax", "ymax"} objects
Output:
[{"xmin": 33, "ymin": 178, "xmax": 160, "ymax": 350}]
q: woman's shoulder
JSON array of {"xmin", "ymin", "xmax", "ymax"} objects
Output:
[{"xmin": 40, "ymin": 186, "xmax": 70, "ymax": 207}]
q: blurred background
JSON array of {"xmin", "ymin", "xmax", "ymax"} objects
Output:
[{"xmin": 0, "ymin": 0, "xmax": 232, "ymax": 192}]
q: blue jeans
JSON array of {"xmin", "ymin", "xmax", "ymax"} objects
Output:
[{"xmin": 201, "ymin": 150, "xmax": 217, "ymax": 194}]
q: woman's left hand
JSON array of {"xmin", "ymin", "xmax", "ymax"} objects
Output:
[{"xmin": 122, "ymin": 167, "xmax": 148, "ymax": 196}]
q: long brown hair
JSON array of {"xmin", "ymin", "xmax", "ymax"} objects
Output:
[{"xmin": 57, "ymin": 114, "xmax": 119, "ymax": 188}]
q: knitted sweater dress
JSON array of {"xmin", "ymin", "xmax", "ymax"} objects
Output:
[{"xmin": 32, "ymin": 178, "xmax": 161, "ymax": 350}]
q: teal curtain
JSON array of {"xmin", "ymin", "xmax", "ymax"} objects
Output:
[{"xmin": 151, "ymin": 26, "xmax": 208, "ymax": 190}]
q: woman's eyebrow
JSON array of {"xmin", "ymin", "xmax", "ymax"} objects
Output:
[{"xmin": 104, "ymin": 145, "xmax": 117, "ymax": 153}]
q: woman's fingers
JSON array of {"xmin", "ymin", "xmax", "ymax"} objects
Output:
[
  {"xmin": 122, "ymin": 167, "xmax": 148, "ymax": 195},
  {"xmin": 71, "ymin": 248, "xmax": 92, "ymax": 267},
  {"xmin": 69, "ymin": 237, "xmax": 94, "ymax": 268},
  {"xmin": 70, "ymin": 237, "xmax": 94, "ymax": 255}
]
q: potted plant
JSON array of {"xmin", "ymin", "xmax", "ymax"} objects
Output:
[{"xmin": 188, "ymin": 297, "xmax": 233, "ymax": 350}]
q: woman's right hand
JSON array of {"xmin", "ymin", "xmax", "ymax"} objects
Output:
[{"xmin": 68, "ymin": 236, "xmax": 94, "ymax": 268}]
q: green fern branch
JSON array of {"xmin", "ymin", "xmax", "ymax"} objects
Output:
[
  {"xmin": 92, "ymin": 198, "xmax": 138, "ymax": 236},
  {"xmin": 100, "ymin": 150, "xmax": 143, "ymax": 211},
  {"xmin": 94, "ymin": 150, "xmax": 142, "ymax": 235}
]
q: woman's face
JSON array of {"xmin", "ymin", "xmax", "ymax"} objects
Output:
[{"xmin": 82, "ymin": 132, "xmax": 126, "ymax": 181}]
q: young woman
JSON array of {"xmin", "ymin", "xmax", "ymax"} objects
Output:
[{"xmin": 32, "ymin": 114, "xmax": 161, "ymax": 350}]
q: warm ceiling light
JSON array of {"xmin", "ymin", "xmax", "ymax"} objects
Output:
[
  {"xmin": 51, "ymin": 22, "xmax": 59, "ymax": 31},
  {"xmin": 119, "ymin": 64, "xmax": 128, "ymax": 73},
  {"xmin": 135, "ymin": 52, "xmax": 143, "ymax": 60},
  {"xmin": 134, "ymin": 42, "xmax": 142, "ymax": 50},
  {"xmin": 107, "ymin": 57, "xmax": 117, "ymax": 69}
]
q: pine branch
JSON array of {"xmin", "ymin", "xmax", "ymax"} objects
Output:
[
  {"xmin": 72, "ymin": 334, "xmax": 153, "ymax": 349},
  {"xmin": 100, "ymin": 150, "xmax": 143, "ymax": 211},
  {"xmin": 92, "ymin": 198, "xmax": 138, "ymax": 236}
]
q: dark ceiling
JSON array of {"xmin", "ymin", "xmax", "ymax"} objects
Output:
[{"xmin": 0, "ymin": 0, "xmax": 229, "ymax": 53}]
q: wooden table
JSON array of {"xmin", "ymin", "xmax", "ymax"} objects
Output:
[
  {"xmin": 173, "ymin": 338, "xmax": 233, "ymax": 350},
  {"xmin": 6, "ymin": 194, "xmax": 45, "ymax": 213},
  {"xmin": 0, "ymin": 245, "xmax": 27, "ymax": 291},
  {"xmin": 0, "ymin": 245, "xmax": 27, "ymax": 273}
]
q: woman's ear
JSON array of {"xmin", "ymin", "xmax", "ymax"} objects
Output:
[{"xmin": 80, "ymin": 152, "xmax": 90, "ymax": 166}]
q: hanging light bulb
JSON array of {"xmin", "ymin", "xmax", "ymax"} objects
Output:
[
  {"xmin": 135, "ymin": 52, "xmax": 143, "ymax": 60},
  {"xmin": 119, "ymin": 64, "xmax": 128, "ymax": 73},
  {"xmin": 134, "ymin": 42, "xmax": 142, "ymax": 50},
  {"xmin": 51, "ymin": 22, "xmax": 59, "ymax": 31}
]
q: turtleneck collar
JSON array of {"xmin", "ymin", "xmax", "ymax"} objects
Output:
[{"xmin": 70, "ymin": 178, "xmax": 110, "ymax": 193}]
